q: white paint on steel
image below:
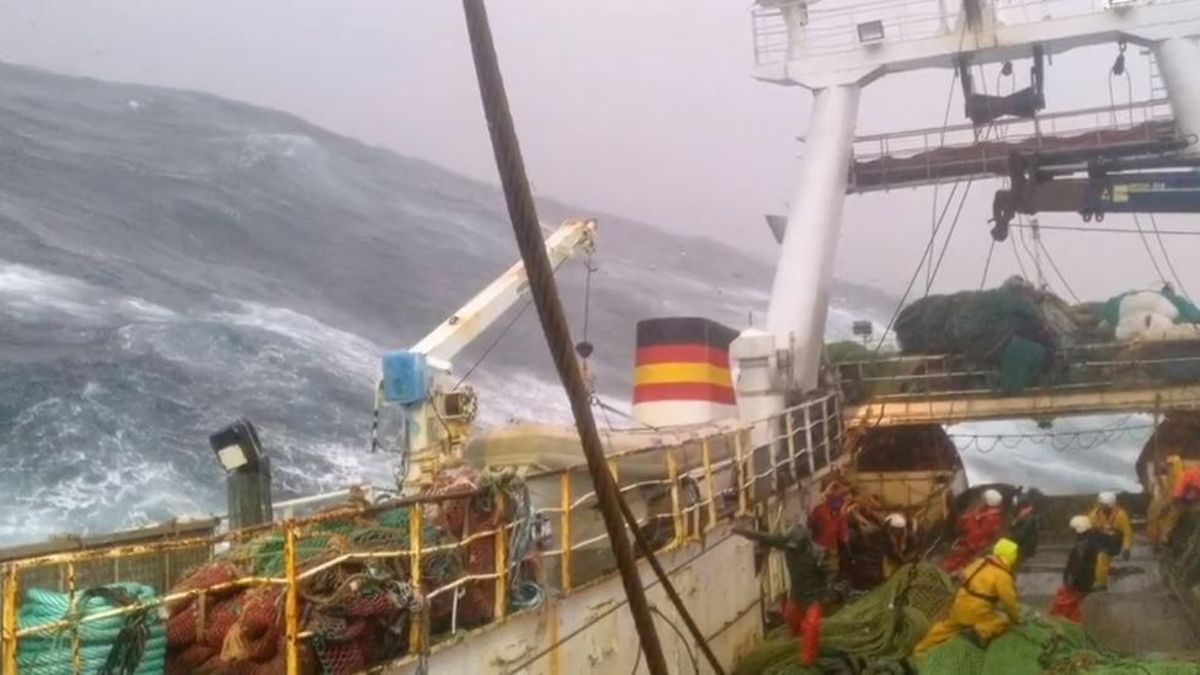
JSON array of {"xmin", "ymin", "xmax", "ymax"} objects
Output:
[
  {"xmin": 1155, "ymin": 36, "xmax": 1200, "ymax": 152},
  {"xmin": 766, "ymin": 84, "xmax": 860, "ymax": 392},
  {"xmin": 631, "ymin": 400, "xmax": 737, "ymax": 427},
  {"xmin": 755, "ymin": 0, "xmax": 1200, "ymax": 88},
  {"xmin": 411, "ymin": 219, "xmax": 596, "ymax": 365}
]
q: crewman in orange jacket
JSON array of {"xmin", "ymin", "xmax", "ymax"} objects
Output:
[
  {"xmin": 915, "ymin": 538, "xmax": 1022, "ymax": 654},
  {"xmin": 1175, "ymin": 465, "xmax": 1200, "ymax": 503},
  {"xmin": 1088, "ymin": 492, "xmax": 1133, "ymax": 590},
  {"xmin": 941, "ymin": 489, "xmax": 1004, "ymax": 572}
]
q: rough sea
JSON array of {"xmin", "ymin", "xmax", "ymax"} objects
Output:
[{"xmin": 0, "ymin": 63, "xmax": 1141, "ymax": 545}]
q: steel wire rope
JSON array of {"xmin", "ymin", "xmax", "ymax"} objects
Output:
[
  {"xmin": 921, "ymin": 26, "xmax": 969, "ymax": 285},
  {"xmin": 1034, "ymin": 232, "xmax": 1082, "ymax": 303},
  {"xmin": 979, "ymin": 239, "xmax": 997, "ymax": 290},
  {"xmin": 1132, "ymin": 211, "xmax": 1169, "ymax": 284},
  {"xmin": 1011, "ymin": 222, "xmax": 1200, "ymax": 236},
  {"xmin": 1143, "ymin": 212, "xmax": 1193, "ymax": 298},
  {"xmin": 1016, "ymin": 214, "xmax": 1041, "ymax": 284},
  {"xmin": 871, "ymin": 22, "xmax": 970, "ymax": 354},
  {"xmin": 1011, "ymin": 232, "xmax": 1031, "ymax": 279},
  {"xmin": 454, "ymin": 254, "xmax": 572, "ymax": 388}
]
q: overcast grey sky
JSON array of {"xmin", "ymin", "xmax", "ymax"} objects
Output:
[{"xmin": 1, "ymin": 1, "xmax": 1196, "ymax": 301}]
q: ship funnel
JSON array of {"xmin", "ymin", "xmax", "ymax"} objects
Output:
[{"xmin": 632, "ymin": 317, "xmax": 739, "ymax": 427}]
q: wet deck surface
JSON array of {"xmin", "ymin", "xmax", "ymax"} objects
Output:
[{"xmin": 1017, "ymin": 542, "xmax": 1200, "ymax": 655}]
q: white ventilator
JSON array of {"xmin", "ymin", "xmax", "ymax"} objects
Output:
[
  {"xmin": 1070, "ymin": 515, "xmax": 1093, "ymax": 533},
  {"xmin": 984, "ymin": 489, "xmax": 1003, "ymax": 507},
  {"xmin": 1098, "ymin": 491, "xmax": 1117, "ymax": 507},
  {"xmin": 886, "ymin": 513, "xmax": 907, "ymax": 529}
]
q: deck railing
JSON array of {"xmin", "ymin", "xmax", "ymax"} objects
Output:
[
  {"xmin": 0, "ymin": 391, "xmax": 844, "ymax": 675},
  {"xmin": 836, "ymin": 341, "xmax": 1200, "ymax": 404},
  {"xmin": 751, "ymin": 0, "xmax": 1190, "ymax": 65}
]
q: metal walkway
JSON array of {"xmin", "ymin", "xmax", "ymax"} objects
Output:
[
  {"xmin": 838, "ymin": 342, "xmax": 1200, "ymax": 426},
  {"xmin": 849, "ymin": 100, "xmax": 1179, "ymax": 193}
]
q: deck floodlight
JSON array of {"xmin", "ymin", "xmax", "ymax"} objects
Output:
[
  {"xmin": 1107, "ymin": 0, "xmax": 1136, "ymax": 8},
  {"xmin": 211, "ymin": 419, "xmax": 273, "ymax": 529},
  {"xmin": 857, "ymin": 20, "xmax": 885, "ymax": 43},
  {"xmin": 209, "ymin": 419, "xmax": 264, "ymax": 472}
]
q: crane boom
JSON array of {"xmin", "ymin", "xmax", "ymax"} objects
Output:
[
  {"xmin": 379, "ymin": 218, "xmax": 597, "ymax": 489},
  {"xmin": 411, "ymin": 218, "xmax": 596, "ymax": 366}
]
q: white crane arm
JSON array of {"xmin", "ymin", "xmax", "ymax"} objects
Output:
[{"xmin": 410, "ymin": 218, "xmax": 596, "ymax": 367}]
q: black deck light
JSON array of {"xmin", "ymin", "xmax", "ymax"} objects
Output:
[{"xmin": 210, "ymin": 419, "xmax": 273, "ymax": 529}]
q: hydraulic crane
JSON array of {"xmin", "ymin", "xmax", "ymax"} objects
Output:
[
  {"xmin": 378, "ymin": 218, "xmax": 596, "ymax": 489},
  {"xmin": 990, "ymin": 142, "xmax": 1200, "ymax": 240}
]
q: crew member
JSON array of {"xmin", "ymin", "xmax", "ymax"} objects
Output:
[
  {"xmin": 881, "ymin": 512, "xmax": 917, "ymax": 579},
  {"xmin": 914, "ymin": 538, "xmax": 1022, "ymax": 655},
  {"xmin": 1009, "ymin": 489, "xmax": 1042, "ymax": 569},
  {"xmin": 1088, "ymin": 491, "xmax": 1133, "ymax": 590},
  {"xmin": 1165, "ymin": 463, "xmax": 1200, "ymax": 549},
  {"xmin": 942, "ymin": 489, "xmax": 1005, "ymax": 572},
  {"xmin": 1175, "ymin": 464, "xmax": 1200, "ymax": 504},
  {"xmin": 1148, "ymin": 458, "xmax": 1180, "ymax": 547},
  {"xmin": 1049, "ymin": 516, "xmax": 1122, "ymax": 623},
  {"xmin": 808, "ymin": 484, "xmax": 851, "ymax": 577}
]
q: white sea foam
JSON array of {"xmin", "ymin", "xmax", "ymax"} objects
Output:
[{"xmin": 0, "ymin": 260, "xmax": 175, "ymax": 322}]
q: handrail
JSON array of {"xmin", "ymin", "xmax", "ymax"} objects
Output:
[{"xmin": 0, "ymin": 391, "xmax": 845, "ymax": 674}]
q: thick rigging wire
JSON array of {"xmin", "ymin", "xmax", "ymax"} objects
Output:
[
  {"xmin": 979, "ymin": 239, "xmax": 996, "ymax": 290},
  {"xmin": 1035, "ymin": 234, "xmax": 1082, "ymax": 303},
  {"xmin": 455, "ymin": 255, "xmax": 572, "ymax": 388},
  {"xmin": 927, "ymin": 65, "xmax": 963, "ymax": 290},
  {"xmin": 872, "ymin": 62, "xmax": 965, "ymax": 353},
  {"xmin": 1132, "ymin": 211, "xmax": 1169, "ymax": 284},
  {"xmin": 1011, "ymin": 222, "xmax": 1200, "ymax": 236},
  {"xmin": 1016, "ymin": 214, "xmax": 1041, "ymax": 284},
  {"xmin": 1145, "ymin": 212, "xmax": 1192, "ymax": 298}
]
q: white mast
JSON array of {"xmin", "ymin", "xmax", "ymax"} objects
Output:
[{"xmin": 734, "ymin": 0, "xmax": 1200, "ymax": 427}]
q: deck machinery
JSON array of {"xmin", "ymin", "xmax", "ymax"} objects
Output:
[{"xmin": 737, "ymin": 0, "xmax": 1200, "ymax": 430}]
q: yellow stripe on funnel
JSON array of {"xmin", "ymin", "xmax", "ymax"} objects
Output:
[{"xmin": 634, "ymin": 362, "xmax": 732, "ymax": 387}]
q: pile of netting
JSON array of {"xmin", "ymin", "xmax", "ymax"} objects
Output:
[
  {"xmin": 733, "ymin": 563, "xmax": 956, "ymax": 675},
  {"xmin": 893, "ymin": 277, "xmax": 1078, "ymax": 365},
  {"xmin": 736, "ymin": 570, "xmax": 1200, "ymax": 675},
  {"xmin": 17, "ymin": 582, "xmax": 166, "ymax": 674},
  {"xmin": 916, "ymin": 613, "xmax": 1200, "ymax": 674},
  {"xmin": 164, "ymin": 466, "xmax": 542, "ymax": 674}
]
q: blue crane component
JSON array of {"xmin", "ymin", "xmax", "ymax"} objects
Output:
[
  {"xmin": 990, "ymin": 145, "xmax": 1200, "ymax": 240},
  {"xmin": 1081, "ymin": 170, "xmax": 1200, "ymax": 216}
]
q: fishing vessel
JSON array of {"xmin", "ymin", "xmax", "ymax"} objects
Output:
[{"xmin": 3, "ymin": 0, "xmax": 1200, "ymax": 673}]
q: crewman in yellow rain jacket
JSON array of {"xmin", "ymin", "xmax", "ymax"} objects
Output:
[
  {"xmin": 1147, "ymin": 457, "xmax": 1183, "ymax": 546},
  {"xmin": 1088, "ymin": 492, "xmax": 1133, "ymax": 590},
  {"xmin": 913, "ymin": 538, "xmax": 1022, "ymax": 655}
]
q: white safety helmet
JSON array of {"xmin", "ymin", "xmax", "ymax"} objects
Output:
[
  {"xmin": 886, "ymin": 513, "xmax": 907, "ymax": 529},
  {"xmin": 1098, "ymin": 491, "xmax": 1117, "ymax": 507},
  {"xmin": 1069, "ymin": 515, "xmax": 1092, "ymax": 533},
  {"xmin": 983, "ymin": 489, "xmax": 1003, "ymax": 507}
]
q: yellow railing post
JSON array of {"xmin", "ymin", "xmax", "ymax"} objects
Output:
[
  {"xmin": 284, "ymin": 524, "xmax": 300, "ymax": 675},
  {"xmin": 701, "ymin": 439, "xmax": 718, "ymax": 532},
  {"xmin": 734, "ymin": 429, "xmax": 749, "ymax": 515},
  {"xmin": 409, "ymin": 507, "xmax": 424, "ymax": 654},
  {"xmin": 559, "ymin": 472, "xmax": 573, "ymax": 591},
  {"xmin": 68, "ymin": 563, "xmax": 80, "ymax": 675},
  {"xmin": 494, "ymin": 493, "xmax": 509, "ymax": 620},
  {"xmin": 666, "ymin": 447, "xmax": 683, "ymax": 546},
  {"xmin": 3, "ymin": 564, "xmax": 20, "ymax": 675}
]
